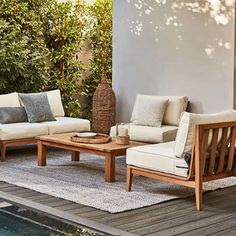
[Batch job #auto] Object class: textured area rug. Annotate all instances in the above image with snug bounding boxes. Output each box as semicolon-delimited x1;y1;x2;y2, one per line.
0;146;236;213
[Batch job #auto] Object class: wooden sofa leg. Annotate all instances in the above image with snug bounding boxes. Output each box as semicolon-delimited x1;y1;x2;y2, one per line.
195;180;203;211
126;166;133;192
0;144;6;162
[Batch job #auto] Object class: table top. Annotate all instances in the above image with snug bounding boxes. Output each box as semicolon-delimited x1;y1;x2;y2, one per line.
37;133;147;152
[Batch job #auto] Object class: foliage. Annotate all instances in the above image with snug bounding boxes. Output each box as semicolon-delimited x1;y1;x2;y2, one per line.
42;0;88;117
0;0;112;118
80;0;112;119
0;0;50;93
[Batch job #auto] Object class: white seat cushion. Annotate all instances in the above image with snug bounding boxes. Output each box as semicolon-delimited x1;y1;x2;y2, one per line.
110;123;178;143
0;92;21;108
43;117;90;135
0;123;48;140
127;141;188;177
174;110;236;158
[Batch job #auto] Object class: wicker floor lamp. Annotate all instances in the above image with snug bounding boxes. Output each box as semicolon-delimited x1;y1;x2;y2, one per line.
92;78;116;134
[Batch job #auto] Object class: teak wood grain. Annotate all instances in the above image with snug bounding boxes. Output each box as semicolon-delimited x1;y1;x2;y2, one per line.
37;133;146;183
127;121;236;211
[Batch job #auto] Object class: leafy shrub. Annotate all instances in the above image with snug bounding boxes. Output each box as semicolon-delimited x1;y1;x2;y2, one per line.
42;0;87;116
0;0;50;93
80;0;112;119
0;0;112;118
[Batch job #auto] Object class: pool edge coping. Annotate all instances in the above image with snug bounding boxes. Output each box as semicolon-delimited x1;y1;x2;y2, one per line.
0;190;136;236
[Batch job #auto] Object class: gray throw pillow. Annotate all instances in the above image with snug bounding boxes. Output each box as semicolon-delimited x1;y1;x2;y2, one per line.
19;93;56;123
0;107;28;124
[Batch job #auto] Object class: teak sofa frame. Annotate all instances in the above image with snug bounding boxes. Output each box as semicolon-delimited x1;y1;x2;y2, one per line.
0;138;36;162
127;121;236;210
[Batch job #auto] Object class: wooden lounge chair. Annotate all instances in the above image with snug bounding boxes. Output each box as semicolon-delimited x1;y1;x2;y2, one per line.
126;121;236;210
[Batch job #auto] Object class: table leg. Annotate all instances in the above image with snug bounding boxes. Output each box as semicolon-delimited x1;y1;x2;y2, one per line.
38;141;47;166
71;151;80;161
0;144;6;162
105;153;115;182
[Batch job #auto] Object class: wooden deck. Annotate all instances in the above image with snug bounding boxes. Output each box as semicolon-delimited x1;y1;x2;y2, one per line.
0;181;236;235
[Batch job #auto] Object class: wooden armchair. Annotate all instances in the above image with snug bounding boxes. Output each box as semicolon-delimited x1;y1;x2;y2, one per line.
127;121;236;210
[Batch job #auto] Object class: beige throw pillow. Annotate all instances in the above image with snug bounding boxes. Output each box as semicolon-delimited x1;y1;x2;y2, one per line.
162;96;188;126
131;94;168;127
46;90;65;117
0;92;21;107
174;110;236;158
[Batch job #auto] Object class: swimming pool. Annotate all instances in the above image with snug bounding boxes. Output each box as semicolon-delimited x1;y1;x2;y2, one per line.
0;202;105;236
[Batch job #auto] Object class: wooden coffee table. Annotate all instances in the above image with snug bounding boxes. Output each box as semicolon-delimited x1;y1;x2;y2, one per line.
37;133;146;182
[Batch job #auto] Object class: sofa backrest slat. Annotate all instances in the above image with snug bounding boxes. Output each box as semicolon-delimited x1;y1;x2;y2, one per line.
208;128;219;175
188;143;195;179
226;126;236;172
202;129;210;174
217;127;229;174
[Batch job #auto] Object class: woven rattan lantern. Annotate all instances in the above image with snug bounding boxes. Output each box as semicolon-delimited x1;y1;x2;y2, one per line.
92;78;116;134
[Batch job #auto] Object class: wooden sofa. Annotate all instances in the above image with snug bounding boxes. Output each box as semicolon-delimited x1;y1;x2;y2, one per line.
0;91;90;161
127;117;236;210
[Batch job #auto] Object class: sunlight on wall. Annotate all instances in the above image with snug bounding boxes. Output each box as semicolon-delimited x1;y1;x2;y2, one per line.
113;0;235;121
127;0;234;58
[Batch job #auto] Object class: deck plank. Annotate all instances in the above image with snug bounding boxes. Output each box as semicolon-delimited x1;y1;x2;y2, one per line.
78;209;108;219
210;226;236;236
179;217;236;236
95;187;236;225
0;180;236;236
111;189;236;229
129;197;236;235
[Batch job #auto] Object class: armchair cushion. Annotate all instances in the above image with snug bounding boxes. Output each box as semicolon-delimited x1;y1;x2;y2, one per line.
161;96;188;126
174;110;236;158
110;123;178;143
127;141;188;177
131;94;168;127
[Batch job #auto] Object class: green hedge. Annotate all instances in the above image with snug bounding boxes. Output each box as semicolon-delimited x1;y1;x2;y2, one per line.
0;0;112;118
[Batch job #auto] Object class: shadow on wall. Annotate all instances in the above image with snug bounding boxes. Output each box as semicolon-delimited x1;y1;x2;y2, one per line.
113;0;235;121
127;0;234;59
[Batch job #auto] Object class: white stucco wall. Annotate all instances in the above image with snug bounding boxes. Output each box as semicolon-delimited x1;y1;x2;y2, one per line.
113;0;235;122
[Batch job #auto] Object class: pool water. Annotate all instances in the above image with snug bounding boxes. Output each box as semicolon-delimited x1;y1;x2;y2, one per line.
0;210;65;236
0;204;104;236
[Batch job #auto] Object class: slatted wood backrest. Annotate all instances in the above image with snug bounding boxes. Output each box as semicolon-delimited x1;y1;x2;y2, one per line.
188;121;236;180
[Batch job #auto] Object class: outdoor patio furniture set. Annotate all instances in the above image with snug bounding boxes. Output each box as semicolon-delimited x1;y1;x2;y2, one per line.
0;91;236;211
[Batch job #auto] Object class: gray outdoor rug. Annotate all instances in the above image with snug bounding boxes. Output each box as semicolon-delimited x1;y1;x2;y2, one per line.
0;146;236;213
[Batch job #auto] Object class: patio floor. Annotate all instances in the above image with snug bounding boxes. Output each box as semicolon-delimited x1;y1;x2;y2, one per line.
0;181;236;235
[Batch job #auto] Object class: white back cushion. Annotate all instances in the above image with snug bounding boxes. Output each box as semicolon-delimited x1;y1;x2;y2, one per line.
162;96;188;126
131;94;168;127
18;90;65;117
46;90;65;117
0;92;21;107
174;110;236;158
